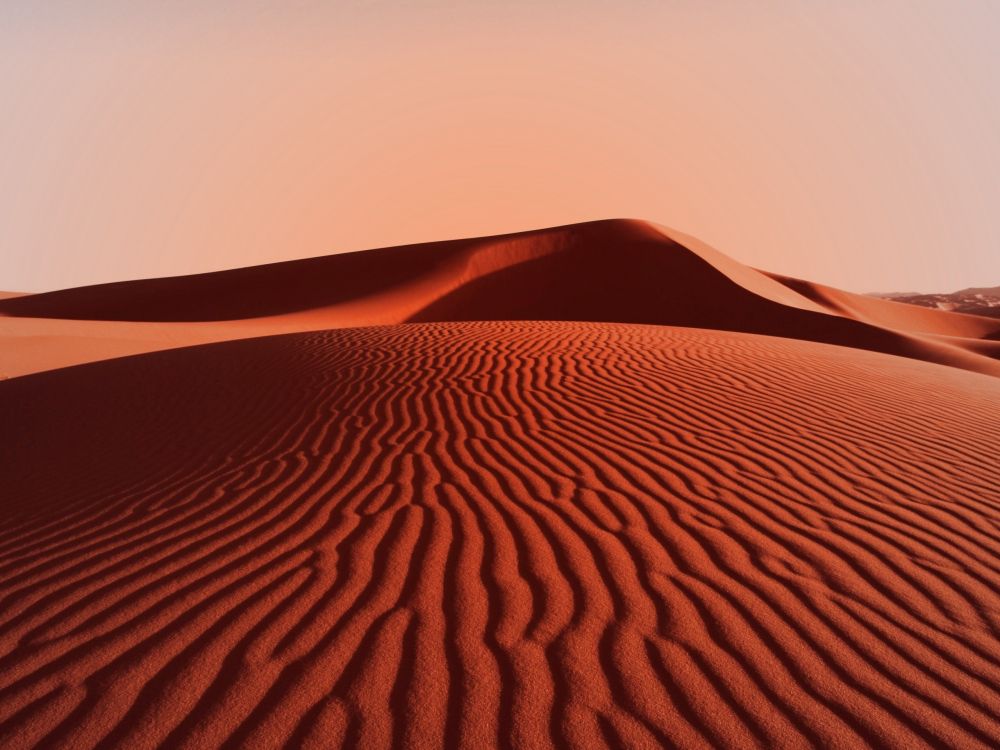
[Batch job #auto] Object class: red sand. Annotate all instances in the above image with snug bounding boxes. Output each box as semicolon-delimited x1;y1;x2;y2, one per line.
2;219;999;379
2;222;1000;749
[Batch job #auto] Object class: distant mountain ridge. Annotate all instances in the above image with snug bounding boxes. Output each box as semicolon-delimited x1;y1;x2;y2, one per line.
871;286;1000;318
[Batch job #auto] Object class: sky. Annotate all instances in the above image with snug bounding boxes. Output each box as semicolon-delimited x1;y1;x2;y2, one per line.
1;1;998;294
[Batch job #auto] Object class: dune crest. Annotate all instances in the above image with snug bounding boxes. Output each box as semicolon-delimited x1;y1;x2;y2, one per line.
2;219;999;378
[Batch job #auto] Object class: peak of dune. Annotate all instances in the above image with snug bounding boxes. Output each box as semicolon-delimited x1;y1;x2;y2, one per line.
1;219;999;378
0;218;815;325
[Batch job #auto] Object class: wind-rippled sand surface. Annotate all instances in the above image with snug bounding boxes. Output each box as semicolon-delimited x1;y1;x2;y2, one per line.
3;322;999;749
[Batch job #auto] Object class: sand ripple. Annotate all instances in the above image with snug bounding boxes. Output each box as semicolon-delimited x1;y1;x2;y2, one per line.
1;322;999;749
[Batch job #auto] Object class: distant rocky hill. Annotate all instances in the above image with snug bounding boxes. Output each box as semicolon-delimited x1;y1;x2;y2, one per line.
871;286;1000;318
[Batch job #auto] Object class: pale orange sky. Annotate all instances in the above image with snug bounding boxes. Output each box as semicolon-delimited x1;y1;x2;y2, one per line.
1;2;998;293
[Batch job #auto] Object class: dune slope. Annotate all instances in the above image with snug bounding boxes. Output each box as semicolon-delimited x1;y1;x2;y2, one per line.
2;322;999;749
2;219;999;378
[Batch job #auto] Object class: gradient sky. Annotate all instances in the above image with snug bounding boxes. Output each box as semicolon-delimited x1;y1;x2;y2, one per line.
2;1;998;293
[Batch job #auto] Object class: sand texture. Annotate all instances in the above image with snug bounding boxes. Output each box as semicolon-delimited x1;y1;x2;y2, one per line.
2;321;999;749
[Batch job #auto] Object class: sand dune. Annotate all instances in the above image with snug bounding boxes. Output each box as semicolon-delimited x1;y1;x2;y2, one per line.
766;272;1000;341
3;220;1000;748
2;219;999;378
2;322;999;749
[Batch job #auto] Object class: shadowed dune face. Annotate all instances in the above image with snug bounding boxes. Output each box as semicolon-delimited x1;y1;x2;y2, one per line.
2;322;999;749
404;236;1000;375
2;219;999;379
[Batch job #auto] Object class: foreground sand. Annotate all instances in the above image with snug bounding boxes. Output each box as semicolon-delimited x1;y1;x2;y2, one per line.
3;322;999;749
